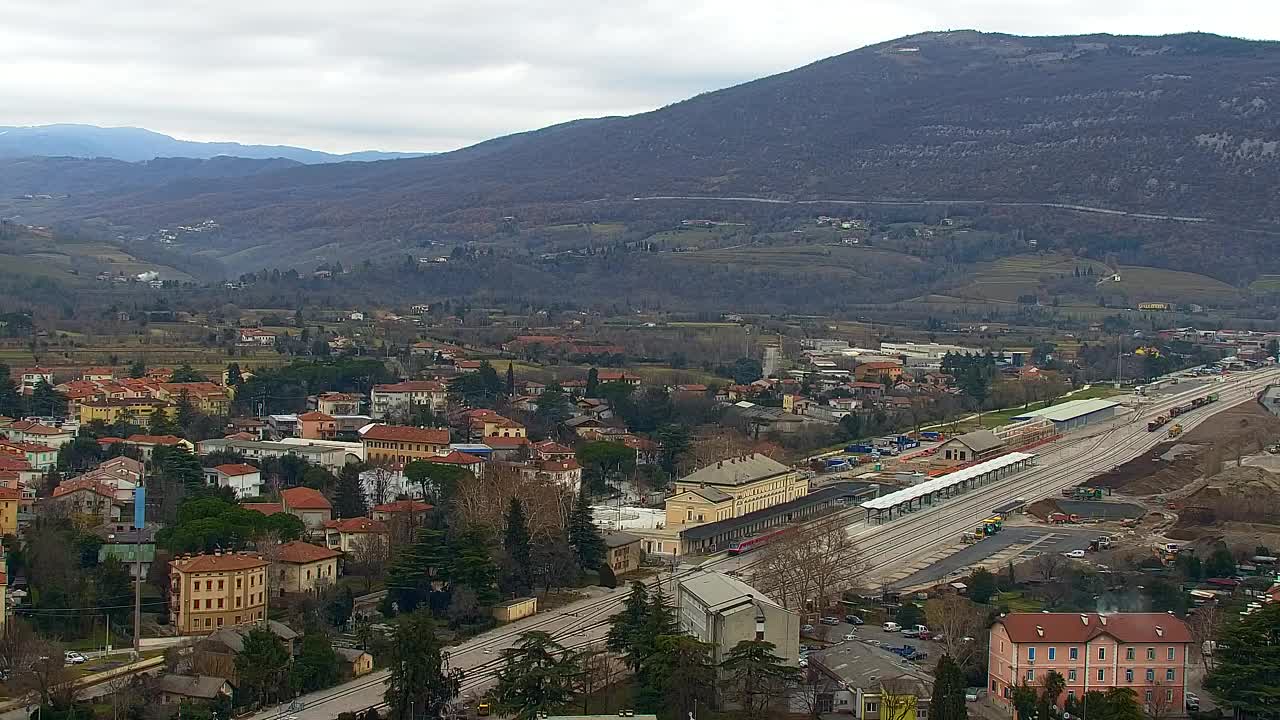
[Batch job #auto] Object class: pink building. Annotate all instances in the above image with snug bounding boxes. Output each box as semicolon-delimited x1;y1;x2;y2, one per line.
989;612;1191;712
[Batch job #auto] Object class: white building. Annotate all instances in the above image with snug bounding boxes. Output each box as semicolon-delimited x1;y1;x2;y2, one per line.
676;570;800;667
205;463;264;498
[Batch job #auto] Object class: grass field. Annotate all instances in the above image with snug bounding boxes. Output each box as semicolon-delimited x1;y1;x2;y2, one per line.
953;254;1242;306
540;222;628;238
671;244;921;277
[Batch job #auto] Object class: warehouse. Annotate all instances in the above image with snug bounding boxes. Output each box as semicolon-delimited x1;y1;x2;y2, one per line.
1009;397;1120;433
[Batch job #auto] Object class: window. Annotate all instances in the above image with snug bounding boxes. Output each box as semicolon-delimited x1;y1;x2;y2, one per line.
205;618;211;628
1099;647;1107;660
236;578;242;589
216;617;224;627
217;598;224;609
191;600;199;612
217;580;224;590
1168;647;1176;661
1147;648;1155;661
1146;669;1155;682
1145;690;1153;702
1028;647;1036;661
1166;690;1173;702
235;616;241;624
1048;647;1056;661
1097;669;1105;682
1067;691;1076;700
1067;670;1077;682
235;597;242;608
865;703;879;714
205;580;213;591
1126;647;1135;660
1070;647;1079;660
1026;670;1034;682
205;599;212;609
1166;669;1175;682
1125;669;1133;683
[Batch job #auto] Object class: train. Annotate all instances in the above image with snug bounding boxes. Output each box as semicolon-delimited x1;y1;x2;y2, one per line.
1148;393;1217;431
727;526;792;554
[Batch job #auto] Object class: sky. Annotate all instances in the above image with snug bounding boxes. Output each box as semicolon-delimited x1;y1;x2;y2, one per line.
3;0;1278;154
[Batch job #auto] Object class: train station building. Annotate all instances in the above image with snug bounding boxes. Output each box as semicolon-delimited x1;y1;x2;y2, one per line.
860;452;1036;523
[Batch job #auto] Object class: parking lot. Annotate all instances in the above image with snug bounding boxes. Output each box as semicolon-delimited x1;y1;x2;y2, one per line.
889;526;1098;588
803;618;942;674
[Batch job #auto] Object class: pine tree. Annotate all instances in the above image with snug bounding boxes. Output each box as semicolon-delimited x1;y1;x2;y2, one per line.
492;632;581;720
503;498;532;594
226;362;243;386
931;655;968;720
586;367;600;396
0;363;21;418
607;581;650;671
640;585;677;657
334;463;368;518
505;363;516;396
567;490;605;570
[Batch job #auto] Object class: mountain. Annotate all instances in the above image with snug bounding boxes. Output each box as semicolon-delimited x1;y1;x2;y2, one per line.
0;124;425;163
7;31;1280;280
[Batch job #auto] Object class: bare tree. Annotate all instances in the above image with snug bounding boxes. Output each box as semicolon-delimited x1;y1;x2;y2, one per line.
573;648;620;713
879;677;925;720
924;595;984;667
755;522;869;612
364;462;397;507
1033;552;1065;582
797;667;841;720
348;532;391;592
1145;682;1177;720
1186;604;1221;672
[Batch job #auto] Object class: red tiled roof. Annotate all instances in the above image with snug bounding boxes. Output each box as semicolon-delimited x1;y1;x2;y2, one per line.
995;612;1192;644
297;411;335;421
275;540;341;564
126;434;186;446
484;436;530;449
0;455;31;471
0;486;20;500
426;450;485;466
242;502;284;515
98;437;126;445
675;384;708;392
533;441;574;455
361;424;450;445
0;440;55;453
8;421;66;435
372;499;433;514
281;486;332;510
52;477;116;499
537;459;580;472
214;463;260;477
171;552;269;573
857;361;902;370
324;517;388;534
372;380;446;393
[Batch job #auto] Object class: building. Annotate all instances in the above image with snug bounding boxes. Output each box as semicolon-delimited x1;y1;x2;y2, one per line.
323;517;389;553
854;361;904;383
493;596;538;623
371;499;432;524
675;570;800;667
96;527;156;579
1009;398;1120;434
297;411;338;440
936;430;1005;463
169;552;270;634
78;397;174;425
51;478;122;521
154;674;234;706
596;370;641;386
665;454;807;529
205;464;264;499
280;487;333;530
370;381;448;419
335;647;374;679
238;328;277;345
988;612;1193;710
423;450;486;476
360;424;450;465
464;410;527;440
271;541;341;595
125;434;194;460
4;420;74;449
518;459;583;493
16;367;54;395
0;566;6;631
155;383;232;416
197;438;354;471
0;485;18;535
603;531;642;575
314;392;363;416
0;440;57;470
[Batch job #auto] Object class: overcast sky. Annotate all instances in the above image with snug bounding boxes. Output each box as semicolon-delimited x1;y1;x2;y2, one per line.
3;1;1277;154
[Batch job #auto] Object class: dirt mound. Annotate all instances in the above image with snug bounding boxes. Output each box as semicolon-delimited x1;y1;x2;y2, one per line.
1027;498;1063;520
1184;465;1280;525
1180;399;1280;444
1091;441;1203;495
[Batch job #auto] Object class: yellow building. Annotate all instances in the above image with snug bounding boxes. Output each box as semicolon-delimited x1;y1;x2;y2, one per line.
156;383;233;415
169;552;270;635
0;565;6;631
0;485;18;536
79;398;174;425
360;424;451;465
664;453;807;528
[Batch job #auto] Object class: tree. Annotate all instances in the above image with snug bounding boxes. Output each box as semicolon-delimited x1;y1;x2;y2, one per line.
292;632;340;693
1206;601;1280;717
334;463;368;518
969;568;997;604
656;423;691;475
170;364;207;382
720;640;802;720
29;379;67;417
128;360;147;378
226;362;243;386
531;383;572;437
1041;670;1065;713
1011;683;1038;720
1186;605;1222;672
1204;542;1237;577
606;581;650;671
586;367;600;396
567;490;605;571
754;520;869;612
931;655;967;720
503;498;533;595
925;596;984;667
234;627;291;706
505;363;516;396
1269;338;1280;361
730;357;763;385
491;632;581;720
348;532;390;592
0;367;22;418
404;460;471;506
576;441;635;493
385;611;463;720
640;635;716;720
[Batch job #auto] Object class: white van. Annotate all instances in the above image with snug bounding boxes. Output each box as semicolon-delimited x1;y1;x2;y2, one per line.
882;622;901;632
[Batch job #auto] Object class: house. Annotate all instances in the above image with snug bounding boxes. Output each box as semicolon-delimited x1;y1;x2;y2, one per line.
532;440;576;461
192;620;299;678
297;411;338;440
371;499;433;524
676;570;800;667
564;415;606;437
124;434;194;460
82;367;117;382
313;392;363;416
280;487;333;530
4;420;74;449
484;435;531;461
197;438;354;471
16;366;54;395
360;424;451;465
464;409;527;440
271;541;341;595
455;360;482;373
370;380;448;419
853;361;904;383
603;531;642;574
227;417;268;440
51;478;122;521
664;454;807;529
323;517;389;553
79;397;174;426
0;440;57;470
335;647;374;680
937;430;1005;463
154;674;234;706
168;551;270;634
96;527;155;579
205;464;264;499
989;612;1193;711
849;381;886;401
518;458;583;493
238;328;276;346
596;369;641;386
153;383;232;416
423;450;485;476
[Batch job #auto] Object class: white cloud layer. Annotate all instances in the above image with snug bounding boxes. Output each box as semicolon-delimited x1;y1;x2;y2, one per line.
3;0;1277;153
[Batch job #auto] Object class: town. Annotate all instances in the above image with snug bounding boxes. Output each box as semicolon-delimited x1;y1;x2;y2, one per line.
0;307;1276;720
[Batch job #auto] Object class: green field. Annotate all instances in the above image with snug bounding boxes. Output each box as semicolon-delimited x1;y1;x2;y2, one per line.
1248;274;1280;293
671;244;921;277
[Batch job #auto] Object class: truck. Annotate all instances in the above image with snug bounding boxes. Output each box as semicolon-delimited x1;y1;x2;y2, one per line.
825;458;853;472
845;444;875;454
919;431;943;442
1167;423;1183;438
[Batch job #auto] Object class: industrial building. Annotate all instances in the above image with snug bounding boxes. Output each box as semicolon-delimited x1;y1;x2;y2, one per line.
676;570;800;667
1009;397;1120;433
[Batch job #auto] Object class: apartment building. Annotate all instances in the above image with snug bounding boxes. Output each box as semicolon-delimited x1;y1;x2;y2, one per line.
370;381;447;419
360;424;450;465
169;552;270;634
989;612;1192;711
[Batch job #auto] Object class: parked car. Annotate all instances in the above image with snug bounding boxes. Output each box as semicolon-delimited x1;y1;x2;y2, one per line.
882;622;901;632
902;629;921;638
64;651;87;665
845;614;865;625
820;616;840;626
801;624;816;633
1185;693;1200;711
843;632;858;641
1063;549;1087;558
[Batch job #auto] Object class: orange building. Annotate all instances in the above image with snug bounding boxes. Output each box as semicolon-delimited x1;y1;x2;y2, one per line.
169;552;270;634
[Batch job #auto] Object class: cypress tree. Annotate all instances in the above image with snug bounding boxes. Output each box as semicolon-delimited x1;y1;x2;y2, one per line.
504;498;533;594
931;655;968;720
567;490;605;570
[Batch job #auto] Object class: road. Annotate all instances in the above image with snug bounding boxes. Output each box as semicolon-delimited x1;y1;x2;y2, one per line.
222;371;1280;720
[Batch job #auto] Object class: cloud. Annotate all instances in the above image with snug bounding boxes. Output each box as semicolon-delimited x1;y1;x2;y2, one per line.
1;0;1276;153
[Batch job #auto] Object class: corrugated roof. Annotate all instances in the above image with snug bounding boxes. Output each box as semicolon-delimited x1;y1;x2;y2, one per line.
860;453;1034;510
1011;398;1120;423
679;453;791;487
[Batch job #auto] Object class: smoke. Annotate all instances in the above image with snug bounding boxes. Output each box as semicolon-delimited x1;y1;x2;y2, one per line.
1096;587;1147;614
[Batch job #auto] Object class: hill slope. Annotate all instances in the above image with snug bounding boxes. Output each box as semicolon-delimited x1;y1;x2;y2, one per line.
10;31;1280;275
0;124;425;163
